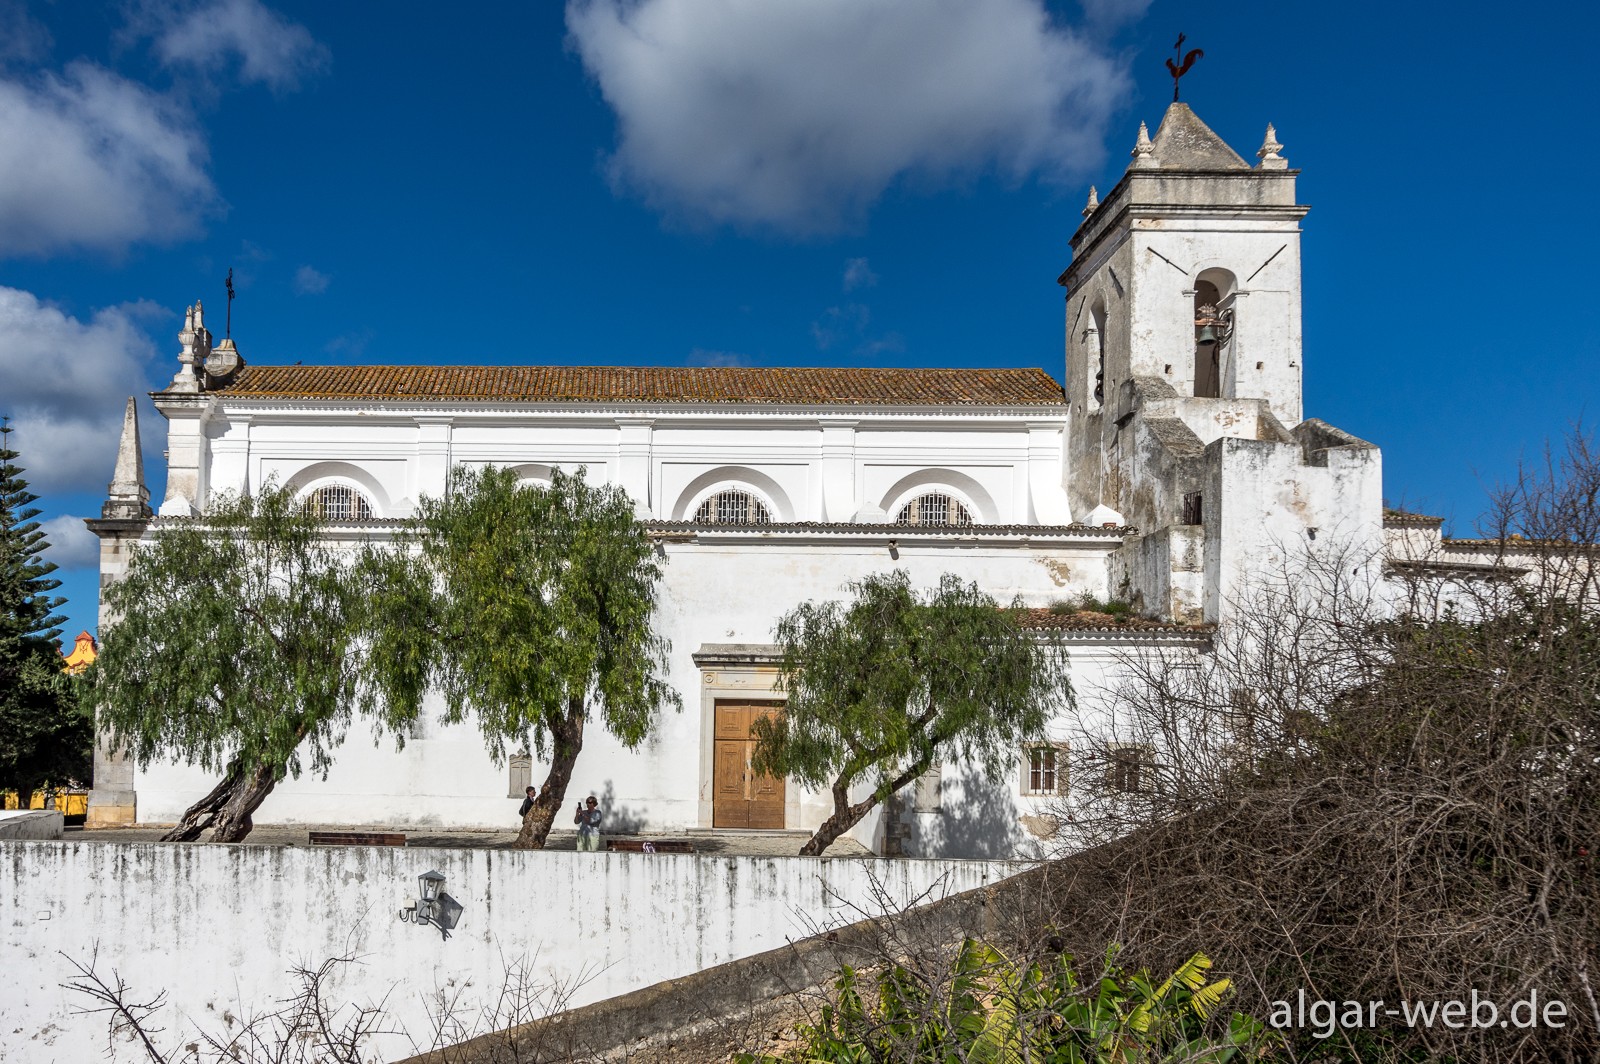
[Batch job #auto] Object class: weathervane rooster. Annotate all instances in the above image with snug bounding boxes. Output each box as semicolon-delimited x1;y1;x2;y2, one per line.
1167;33;1202;101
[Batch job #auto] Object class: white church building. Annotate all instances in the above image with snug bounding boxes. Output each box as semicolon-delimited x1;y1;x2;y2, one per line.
87;103;1405;858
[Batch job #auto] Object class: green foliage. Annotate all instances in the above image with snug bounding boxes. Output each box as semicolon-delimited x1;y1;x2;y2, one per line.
87;484;371;783
738;940;1276;1064
1049;593;1135;621
0;423;90;799
754;570;1073;800
0;422;65;648
368;465;679;761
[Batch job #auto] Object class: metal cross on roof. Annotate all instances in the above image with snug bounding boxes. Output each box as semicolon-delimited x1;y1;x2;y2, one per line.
225;267;235;340
1167;33;1203;102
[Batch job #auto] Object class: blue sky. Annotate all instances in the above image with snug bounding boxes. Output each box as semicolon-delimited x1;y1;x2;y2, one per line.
2;0;1596;646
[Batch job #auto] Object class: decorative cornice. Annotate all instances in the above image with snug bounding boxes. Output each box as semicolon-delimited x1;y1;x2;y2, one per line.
85;516;153;538
644;520;1135;540
691;644;784;668
141;515;1138;542
1062;174;1306;288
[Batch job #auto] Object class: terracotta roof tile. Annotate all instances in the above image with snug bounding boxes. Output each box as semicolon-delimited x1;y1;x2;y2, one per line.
1016;607;1211;633
1383;508;1444;528
209;364;1066;406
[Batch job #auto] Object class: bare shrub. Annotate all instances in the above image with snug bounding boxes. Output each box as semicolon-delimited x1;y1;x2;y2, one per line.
1054;429;1600;1062
64;949;394;1063
62;946;589;1064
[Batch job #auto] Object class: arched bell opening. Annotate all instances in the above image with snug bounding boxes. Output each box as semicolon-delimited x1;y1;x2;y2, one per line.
1192;268;1237;399
1088;298;1108;410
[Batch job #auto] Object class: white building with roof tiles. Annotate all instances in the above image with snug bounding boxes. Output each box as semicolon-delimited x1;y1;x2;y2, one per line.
85;102;1430;858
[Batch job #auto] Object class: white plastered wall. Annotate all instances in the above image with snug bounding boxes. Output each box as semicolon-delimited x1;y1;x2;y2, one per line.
128;535;1124;858
3;841;1024;1064
182;403;1070;524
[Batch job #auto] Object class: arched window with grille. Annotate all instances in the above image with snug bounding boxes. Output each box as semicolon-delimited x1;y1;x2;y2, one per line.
694;489;772;525
895;492;973;527
301;484;374;521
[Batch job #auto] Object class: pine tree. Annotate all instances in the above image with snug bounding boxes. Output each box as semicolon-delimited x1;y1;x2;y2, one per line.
0;420;90;803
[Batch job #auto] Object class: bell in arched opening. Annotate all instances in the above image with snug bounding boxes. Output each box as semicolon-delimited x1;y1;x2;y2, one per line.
1192;281;1225;398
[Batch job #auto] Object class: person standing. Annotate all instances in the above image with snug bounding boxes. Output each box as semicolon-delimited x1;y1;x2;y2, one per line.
517;785;537;821
574;795;603;852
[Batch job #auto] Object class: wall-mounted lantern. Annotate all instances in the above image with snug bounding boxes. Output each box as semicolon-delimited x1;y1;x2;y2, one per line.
399;869;463;939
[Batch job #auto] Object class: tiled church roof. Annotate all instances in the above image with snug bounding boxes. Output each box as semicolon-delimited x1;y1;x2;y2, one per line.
212;365;1066;406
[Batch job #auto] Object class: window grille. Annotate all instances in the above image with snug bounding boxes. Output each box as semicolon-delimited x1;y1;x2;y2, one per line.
894;492;974;527
1023;745;1064;796
694;490;772;525
302;484;373;521
1107;745;1155;794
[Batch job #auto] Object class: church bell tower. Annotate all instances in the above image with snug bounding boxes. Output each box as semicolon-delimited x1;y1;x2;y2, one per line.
1059;102;1382;623
1060;102;1310;526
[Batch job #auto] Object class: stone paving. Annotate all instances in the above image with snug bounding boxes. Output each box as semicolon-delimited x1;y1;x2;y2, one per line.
67;823;874;857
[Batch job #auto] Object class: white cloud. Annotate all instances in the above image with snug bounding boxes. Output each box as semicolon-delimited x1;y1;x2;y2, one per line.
812;303;871;351
566;0;1132;233
40;514;100;571
687;348;750;367
0;287;164;495
324;328;373;358
0;3;53;67
0;61;217;257
857;333;905;357
293;264;329;295
842;257;877;292
140;0;330;92
1078;0;1153;32
813;287;903;356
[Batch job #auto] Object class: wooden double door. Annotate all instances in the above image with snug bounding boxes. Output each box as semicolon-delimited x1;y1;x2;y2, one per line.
712;701;786;829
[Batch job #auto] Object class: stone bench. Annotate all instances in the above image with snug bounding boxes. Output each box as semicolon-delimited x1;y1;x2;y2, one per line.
605;838;695;854
309;831;408;847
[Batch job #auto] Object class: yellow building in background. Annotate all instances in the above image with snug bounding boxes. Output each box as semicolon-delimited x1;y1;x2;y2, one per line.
61;630;98;675
0;632;100;817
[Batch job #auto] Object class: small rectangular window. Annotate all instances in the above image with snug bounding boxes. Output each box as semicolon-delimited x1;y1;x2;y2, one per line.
1021;744;1065;796
914;763;942;813
1228;687;1259;747
1182;492;1203;525
507;755;533;799
1106;745;1155;794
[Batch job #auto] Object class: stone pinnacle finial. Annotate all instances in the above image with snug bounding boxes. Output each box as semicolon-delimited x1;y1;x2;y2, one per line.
103;397;152;520
1257;123;1286;169
169;298;214;393
1130;121;1155;169
1082;185;1099;217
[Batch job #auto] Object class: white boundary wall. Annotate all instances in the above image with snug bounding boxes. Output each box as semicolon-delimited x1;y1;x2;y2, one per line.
2;840;1024;1063
0;810;62;840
